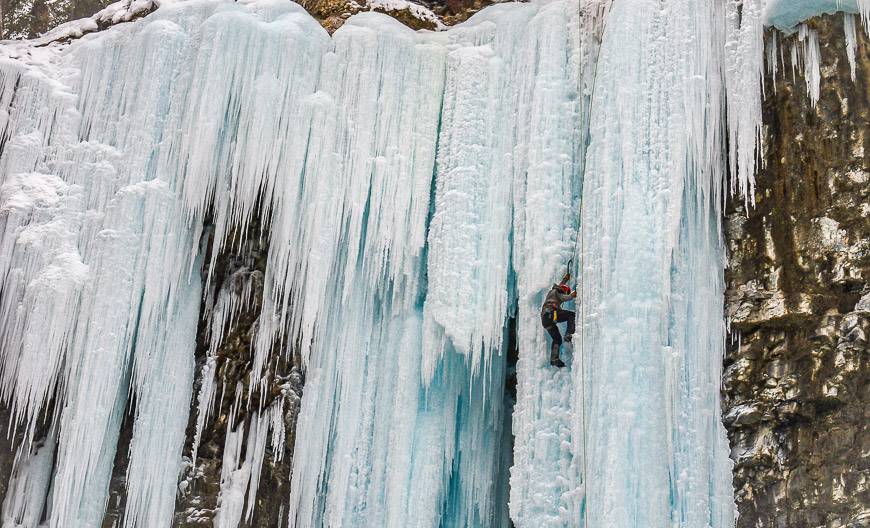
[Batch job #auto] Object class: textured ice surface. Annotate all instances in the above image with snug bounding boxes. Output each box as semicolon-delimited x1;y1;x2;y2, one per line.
0;2;326;526
7;0;849;524
577;0;734;525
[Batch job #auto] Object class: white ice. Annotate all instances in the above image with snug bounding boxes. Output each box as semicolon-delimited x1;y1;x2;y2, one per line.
577;0;733;525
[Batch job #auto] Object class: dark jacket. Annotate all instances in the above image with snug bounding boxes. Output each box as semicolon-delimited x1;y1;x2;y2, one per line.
541;281;574;315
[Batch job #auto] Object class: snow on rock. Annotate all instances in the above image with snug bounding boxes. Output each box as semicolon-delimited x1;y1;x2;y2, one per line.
364;0;446;30
31;0;160;46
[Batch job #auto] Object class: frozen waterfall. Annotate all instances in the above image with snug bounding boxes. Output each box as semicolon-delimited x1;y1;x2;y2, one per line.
2;0;858;525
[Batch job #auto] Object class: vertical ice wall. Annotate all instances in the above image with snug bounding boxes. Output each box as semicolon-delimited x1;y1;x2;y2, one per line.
0;20;208;524
506;2;602;526
287;4;588;525
0;1;521;525
577;0;734;525
282;14;468;527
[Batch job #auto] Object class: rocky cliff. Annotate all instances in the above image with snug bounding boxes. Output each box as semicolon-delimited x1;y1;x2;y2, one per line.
723;14;870;528
171;215;304;527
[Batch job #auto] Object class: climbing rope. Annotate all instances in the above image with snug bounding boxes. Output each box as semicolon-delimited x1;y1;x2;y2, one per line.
578;224;588;527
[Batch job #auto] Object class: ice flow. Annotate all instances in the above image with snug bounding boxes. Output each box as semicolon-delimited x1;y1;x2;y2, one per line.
7;0;852;524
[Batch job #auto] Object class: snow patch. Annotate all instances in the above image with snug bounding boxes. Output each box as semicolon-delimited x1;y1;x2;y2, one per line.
366;0;446;29
32;0;160;46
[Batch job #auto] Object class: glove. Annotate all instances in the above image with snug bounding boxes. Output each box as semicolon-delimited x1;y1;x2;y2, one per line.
562;272;571;282
571;290;577;298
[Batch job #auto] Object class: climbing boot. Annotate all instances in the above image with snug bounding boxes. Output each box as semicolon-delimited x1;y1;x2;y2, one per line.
564;333;573;343
550;344;566;368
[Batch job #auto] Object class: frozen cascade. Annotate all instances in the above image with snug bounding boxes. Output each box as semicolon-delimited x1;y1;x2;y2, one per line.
2;0;860;525
579;0;734;525
505;1;603;526
0;2;329;526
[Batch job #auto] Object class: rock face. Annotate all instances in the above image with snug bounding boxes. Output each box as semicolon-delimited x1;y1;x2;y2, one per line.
173;218;304;526
298;0;493;32
723;14;870;528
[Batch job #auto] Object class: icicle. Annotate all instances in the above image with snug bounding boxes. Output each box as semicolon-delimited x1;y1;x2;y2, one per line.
859;0;870;28
798;25;822;105
213;421;247;528
269;399;286;461
766;31;779;91
123;253;201;528
190;357;218;468
844;13;859;81
725;0;765;201
0;433;56;526
791;36;802;82
192;265;262;467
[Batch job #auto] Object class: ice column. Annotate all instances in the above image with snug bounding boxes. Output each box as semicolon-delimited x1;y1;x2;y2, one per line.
505;1;594;527
578;0;734;525
284;14;459;528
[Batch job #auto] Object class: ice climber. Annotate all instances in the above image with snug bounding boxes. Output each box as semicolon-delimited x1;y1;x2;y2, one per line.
541;272;577;368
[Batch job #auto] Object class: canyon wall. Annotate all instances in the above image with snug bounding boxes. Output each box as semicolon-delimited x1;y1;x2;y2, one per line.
723;14;870;528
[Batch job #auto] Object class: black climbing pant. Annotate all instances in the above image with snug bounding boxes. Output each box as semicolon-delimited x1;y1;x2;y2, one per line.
541;309;576;346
